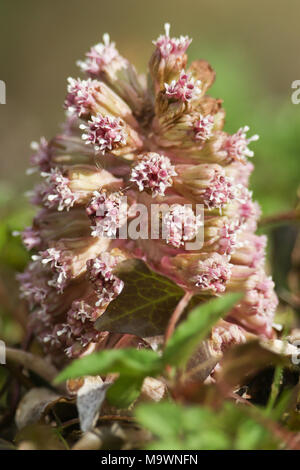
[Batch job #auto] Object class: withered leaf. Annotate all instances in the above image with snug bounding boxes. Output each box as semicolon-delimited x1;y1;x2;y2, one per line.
188;59;216;93
15;387;59;430
77;376;110;432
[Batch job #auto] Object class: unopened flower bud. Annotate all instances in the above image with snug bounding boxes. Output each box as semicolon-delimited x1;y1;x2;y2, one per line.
210;320;247;354
86;190;128;238
164;252;232;294
174;163;236;210
223;126;259;163
77;34;147;117
86;252;124;307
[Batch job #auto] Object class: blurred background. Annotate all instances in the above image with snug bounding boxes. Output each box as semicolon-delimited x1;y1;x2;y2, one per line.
0;0;299;344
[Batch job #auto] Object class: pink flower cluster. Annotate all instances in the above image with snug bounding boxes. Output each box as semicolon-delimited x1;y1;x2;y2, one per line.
153;23;192;59
86;253;124;307
81;115;127;153
193;114;214;142
130;152;177;197
163;205;203;248
165;70;201;102
77;33;121;77
86;190;125;238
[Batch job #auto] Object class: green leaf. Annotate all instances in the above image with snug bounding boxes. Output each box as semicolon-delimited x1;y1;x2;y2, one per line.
221;403;279;450
136;401;279;451
235;420;268;450
106;376;144;408
135;402;230;450
163;293;242;367
95;259;186;337
266;365;283;414
54;348;162;384
135;402;183;439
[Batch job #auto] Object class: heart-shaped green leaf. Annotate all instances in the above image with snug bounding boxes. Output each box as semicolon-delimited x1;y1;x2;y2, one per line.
95;259;186;337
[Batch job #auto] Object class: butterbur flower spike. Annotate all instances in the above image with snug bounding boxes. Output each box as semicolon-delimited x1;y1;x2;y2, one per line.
19;24;276;367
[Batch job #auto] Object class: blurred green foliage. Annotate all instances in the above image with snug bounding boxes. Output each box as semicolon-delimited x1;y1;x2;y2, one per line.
0;182;33;271
0;182;34;344
135;401;279;450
